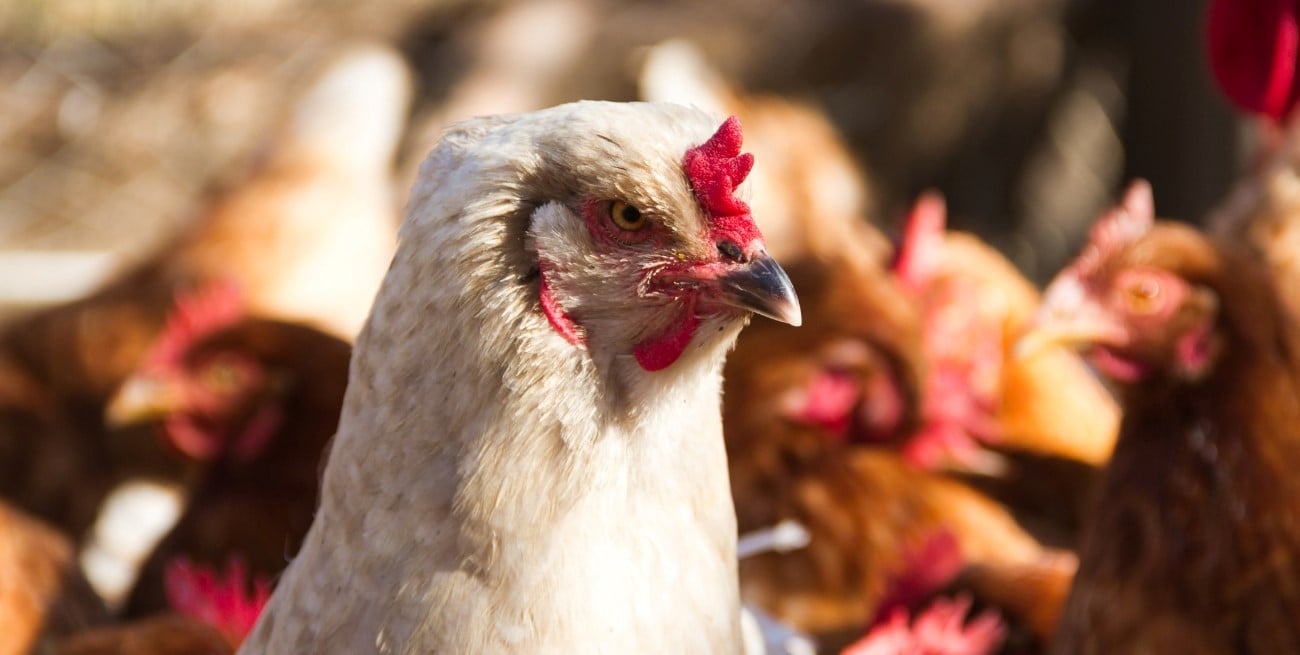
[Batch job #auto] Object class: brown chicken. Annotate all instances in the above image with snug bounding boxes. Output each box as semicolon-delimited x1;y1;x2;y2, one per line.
102;307;350;619
1021;180;1300;654
0;45;405;539
724;187;1114;648
0;354;114;543
0;499;106;655
731;442;1049;649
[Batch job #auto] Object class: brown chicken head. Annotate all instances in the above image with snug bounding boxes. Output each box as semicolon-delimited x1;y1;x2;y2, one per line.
105;282;284;463
1018;180;1223;385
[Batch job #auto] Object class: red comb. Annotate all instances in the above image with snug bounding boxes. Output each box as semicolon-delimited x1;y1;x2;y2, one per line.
1073;180;1155;282
874;530;966;623
893;191;947;293
684;116;762;247
164;556;270;646
146;280;245;371
844;595;1007;655
1206;0;1300;123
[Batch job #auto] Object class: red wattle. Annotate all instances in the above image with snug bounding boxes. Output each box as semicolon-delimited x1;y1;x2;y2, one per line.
538;268;584;346
633;300;699;372
231;405;284;462
163;415;222;461
1088;346;1149;383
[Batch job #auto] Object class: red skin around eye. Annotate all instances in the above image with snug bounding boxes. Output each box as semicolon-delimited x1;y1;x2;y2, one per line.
581;200;664;246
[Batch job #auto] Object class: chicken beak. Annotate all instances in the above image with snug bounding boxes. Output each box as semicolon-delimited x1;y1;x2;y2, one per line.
717;252;802;326
105;375;183;428
1014;292;1130;361
1014;273;1129;359
1014;318;1126;360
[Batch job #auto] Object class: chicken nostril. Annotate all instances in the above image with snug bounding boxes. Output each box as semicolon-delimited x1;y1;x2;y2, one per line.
717;240;745;263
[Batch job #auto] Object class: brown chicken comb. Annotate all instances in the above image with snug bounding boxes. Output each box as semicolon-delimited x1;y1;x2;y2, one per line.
1206;0;1300;123
145;280;245;371
684;116;761;246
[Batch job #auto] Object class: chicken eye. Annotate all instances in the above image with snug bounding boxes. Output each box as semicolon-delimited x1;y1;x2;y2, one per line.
608;201;647;231
202;361;243;393
1126;277;1162;314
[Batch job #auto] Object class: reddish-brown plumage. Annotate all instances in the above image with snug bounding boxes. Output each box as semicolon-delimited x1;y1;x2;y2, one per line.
53;615;232;655
1034;209;1300;653
0;500;106;655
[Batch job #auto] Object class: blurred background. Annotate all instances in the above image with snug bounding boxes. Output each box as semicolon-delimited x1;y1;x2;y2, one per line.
0;0;1243;324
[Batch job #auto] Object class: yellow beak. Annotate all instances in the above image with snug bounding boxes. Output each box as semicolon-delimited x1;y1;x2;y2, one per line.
105;375;184;428
1014;318;1128;360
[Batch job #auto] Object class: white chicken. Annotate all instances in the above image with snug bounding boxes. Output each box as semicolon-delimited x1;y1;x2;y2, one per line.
238;101;801;654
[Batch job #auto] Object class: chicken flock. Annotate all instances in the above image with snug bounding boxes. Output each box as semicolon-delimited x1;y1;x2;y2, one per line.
4;0;1300;653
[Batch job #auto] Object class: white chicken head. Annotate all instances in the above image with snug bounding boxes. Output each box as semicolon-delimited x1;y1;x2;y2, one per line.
400;102;800;387
526;104;800;373
395;102;800;392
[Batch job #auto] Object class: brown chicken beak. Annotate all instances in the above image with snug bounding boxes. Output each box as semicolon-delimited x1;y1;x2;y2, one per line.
105;375;184;427
717;252;802;326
